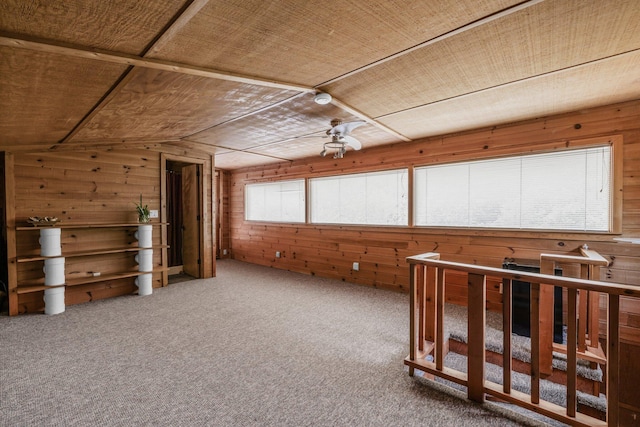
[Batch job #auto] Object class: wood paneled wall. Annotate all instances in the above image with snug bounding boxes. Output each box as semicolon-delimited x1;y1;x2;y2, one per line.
8;144;216;314
229;99;640;343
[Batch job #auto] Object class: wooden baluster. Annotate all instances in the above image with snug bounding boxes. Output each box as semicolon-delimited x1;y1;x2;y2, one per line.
607;294;620;426
425;265;437;344
530;282;541;404
436;267;445;371
567;288;578;417
502;278;512;394
539;259;555;377
408;262;416;376
588;265;601;348
467;273;486;403
417;265;424;354
578;264;589;352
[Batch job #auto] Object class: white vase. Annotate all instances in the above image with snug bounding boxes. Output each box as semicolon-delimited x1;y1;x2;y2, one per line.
39;228;61;256
135;249;153;272
43;257;65;286
43;286;65;315
135;273;153;296
135;224;153;248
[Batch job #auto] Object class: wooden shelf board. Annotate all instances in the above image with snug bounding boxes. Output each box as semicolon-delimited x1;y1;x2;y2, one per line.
66;271;142;287
65;268;168;287
17;245;170;263
15;284;65;295
15;268;168;292
16;223;168;231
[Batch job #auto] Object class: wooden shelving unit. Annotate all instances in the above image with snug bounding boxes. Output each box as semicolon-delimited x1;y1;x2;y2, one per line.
12;222;168;314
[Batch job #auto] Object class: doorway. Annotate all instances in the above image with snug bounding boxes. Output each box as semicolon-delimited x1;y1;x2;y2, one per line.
166;160;202;281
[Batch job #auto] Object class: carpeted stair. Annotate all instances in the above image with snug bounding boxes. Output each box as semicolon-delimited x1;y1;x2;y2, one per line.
437;304;607;417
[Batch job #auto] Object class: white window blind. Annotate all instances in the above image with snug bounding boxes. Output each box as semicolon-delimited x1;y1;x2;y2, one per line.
310;169;408;225
414;146;611;231
245;179;305;223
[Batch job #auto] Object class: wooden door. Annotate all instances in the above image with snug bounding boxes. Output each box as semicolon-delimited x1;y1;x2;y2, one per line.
182;164;200;277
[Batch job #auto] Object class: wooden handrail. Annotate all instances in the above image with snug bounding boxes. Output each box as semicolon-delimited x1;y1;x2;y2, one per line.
405;255;635;296
405;252;631;427
540;251;609;267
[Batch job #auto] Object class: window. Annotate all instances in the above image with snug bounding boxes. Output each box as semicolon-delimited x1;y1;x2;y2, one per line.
310;169;408;225
245;179;305;223
414;145;612;231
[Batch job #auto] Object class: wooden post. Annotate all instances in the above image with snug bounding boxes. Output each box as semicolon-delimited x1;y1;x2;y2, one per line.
567;288;578;417
409;263;416;376
502;278;512;394
607;294;620;426
435;267;445;371
4;153;18;316
417;265;425;353
467;273;486;403
160;154;169;287
530;282;541;404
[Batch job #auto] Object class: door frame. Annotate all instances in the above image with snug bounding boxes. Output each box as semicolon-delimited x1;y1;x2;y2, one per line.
1;152;17;315
160;153;209;282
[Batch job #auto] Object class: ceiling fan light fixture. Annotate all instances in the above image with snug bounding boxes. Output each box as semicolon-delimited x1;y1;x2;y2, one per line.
314;92;332;105
318;119;364;159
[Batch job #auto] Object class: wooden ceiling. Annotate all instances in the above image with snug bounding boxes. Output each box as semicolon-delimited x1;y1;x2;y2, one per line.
1;0;640;169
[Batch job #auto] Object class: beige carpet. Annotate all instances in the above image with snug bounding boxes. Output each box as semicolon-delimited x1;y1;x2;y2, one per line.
0;260;554;426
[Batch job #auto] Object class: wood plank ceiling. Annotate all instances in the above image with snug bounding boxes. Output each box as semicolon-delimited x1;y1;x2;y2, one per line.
1;0;640;169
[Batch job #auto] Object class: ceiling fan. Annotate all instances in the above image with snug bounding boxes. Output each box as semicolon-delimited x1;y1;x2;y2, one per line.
320;119;365;159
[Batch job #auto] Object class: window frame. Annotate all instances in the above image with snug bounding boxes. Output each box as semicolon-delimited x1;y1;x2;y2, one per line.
411;135;622;234
308;168;410;227
244;179;306;224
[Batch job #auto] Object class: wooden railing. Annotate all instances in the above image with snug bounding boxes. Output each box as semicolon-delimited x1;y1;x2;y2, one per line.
405;252;639;427
538;248;610;378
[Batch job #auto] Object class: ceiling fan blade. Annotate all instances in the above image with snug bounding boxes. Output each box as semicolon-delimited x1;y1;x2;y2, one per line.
342;135;362;150
329;120;366;136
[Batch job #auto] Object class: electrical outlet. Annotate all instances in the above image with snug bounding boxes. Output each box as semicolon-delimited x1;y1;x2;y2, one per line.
149;210;159;218
276;251;281;258
353;262;359;271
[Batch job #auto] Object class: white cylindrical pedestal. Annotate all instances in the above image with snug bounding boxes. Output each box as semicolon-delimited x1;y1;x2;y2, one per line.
135;225;153;248
43;257;65;286
39;228;61;256
135;249;153;272
135;273;153;296
44;286;65;315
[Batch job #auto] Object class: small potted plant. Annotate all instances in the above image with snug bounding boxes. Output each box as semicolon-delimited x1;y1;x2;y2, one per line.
135;194;150;224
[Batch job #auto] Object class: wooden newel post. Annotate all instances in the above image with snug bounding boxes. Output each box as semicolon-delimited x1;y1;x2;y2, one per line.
467;272;486;403
408;262;416;377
